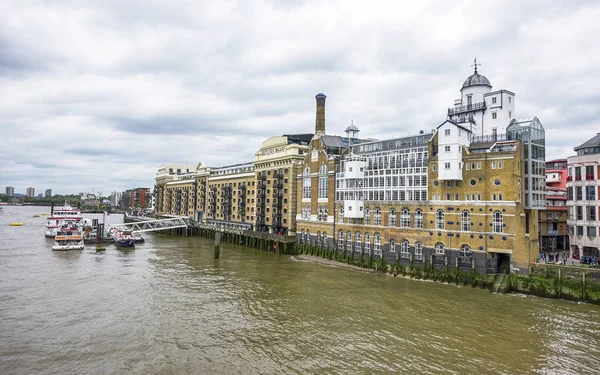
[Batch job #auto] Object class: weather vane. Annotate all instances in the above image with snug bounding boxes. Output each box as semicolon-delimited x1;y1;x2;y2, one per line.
471;57;481;73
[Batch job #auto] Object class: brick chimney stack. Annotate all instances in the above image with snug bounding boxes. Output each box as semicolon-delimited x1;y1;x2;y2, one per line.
314;93;327;137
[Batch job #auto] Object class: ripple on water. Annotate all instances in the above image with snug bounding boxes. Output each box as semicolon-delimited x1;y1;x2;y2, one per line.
1;209;600;374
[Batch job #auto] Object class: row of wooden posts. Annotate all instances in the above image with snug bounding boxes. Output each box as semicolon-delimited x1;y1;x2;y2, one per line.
189;226;297;259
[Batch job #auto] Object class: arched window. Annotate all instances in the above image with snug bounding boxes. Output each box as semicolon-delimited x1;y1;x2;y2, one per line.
364;233;371;254
435;242;445;255
306;230;311;245
414;209;423;229
460;244;472;257
493;211;503;233
389;240;396;253
355;232;362;253
400;240;410;258
338;207;344;223
319;164;328;199
323;207;328;222
338;230;344;250
364;208;371;225
346;231;352;252
436;209;445;230
414;242;423;260
374;233;381;255
389;208;397;227
374;207;381;226
317;206;323;221
316;231;322;247
462;210;471;231
301;229;305;244
401;208;411;228
303;167;311;199
322;232;328;249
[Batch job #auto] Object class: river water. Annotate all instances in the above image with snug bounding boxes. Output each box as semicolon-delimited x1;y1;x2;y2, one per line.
1;205;600;374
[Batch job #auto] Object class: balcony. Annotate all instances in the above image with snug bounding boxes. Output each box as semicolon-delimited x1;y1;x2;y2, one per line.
471;133;511;143
586;174;595;181
448;101;486;116
566;176;573;182
575;175;582;181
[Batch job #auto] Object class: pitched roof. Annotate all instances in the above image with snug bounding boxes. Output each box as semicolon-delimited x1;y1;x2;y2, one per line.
436;119;472;133
574;133;600;151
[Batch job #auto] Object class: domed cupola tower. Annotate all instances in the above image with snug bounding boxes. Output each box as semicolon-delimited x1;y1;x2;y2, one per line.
448;59;516;138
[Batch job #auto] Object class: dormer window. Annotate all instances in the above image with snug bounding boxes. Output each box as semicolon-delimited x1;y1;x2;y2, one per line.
444;129;451;136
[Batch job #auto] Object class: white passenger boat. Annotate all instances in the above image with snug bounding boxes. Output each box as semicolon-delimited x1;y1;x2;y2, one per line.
52;221;85;251
45;203;83;238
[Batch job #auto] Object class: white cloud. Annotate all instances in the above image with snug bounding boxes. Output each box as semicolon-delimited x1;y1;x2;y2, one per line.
1;0;599;194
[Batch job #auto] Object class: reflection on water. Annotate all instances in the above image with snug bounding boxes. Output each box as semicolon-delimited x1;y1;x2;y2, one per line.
1;206;600;374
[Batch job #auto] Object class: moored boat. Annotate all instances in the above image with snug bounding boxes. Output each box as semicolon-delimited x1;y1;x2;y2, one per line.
45;203;83;238
112;230;135;247
52;221;85;251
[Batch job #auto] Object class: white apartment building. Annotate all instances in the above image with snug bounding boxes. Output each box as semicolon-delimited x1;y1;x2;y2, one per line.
447;60;516;139
567;132;600;259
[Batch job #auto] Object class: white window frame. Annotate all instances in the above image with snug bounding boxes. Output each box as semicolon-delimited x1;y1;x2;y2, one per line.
414;209;423;229
401;208;410;228
318;164;328;199
462;210;471;231
436;209;445;230
414;242;423;260
493;211;503;233
389;208;397;227
400;240;410;258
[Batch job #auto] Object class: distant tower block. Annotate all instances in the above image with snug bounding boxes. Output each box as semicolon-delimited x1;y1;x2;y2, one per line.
314;93;327;136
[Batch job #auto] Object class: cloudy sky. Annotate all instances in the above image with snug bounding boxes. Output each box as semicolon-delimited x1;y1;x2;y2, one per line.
1;0;599;196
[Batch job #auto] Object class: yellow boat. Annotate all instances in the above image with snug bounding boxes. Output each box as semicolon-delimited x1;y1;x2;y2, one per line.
9;222;24;226
33;215;40;218
41;213;49;216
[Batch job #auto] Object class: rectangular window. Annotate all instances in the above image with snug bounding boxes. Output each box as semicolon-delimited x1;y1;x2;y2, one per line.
445;129;451;136
445;146;451;152
498;161;503;169
577;226;584;236
509;96;512;104
587;206;596;221
445;162;451;170
466;163;470;170
454;193;459;200
576;187;583;200
454;181;459;188
445;181;451;188
492;112;497;119
491;161;496;169
586;186;596;200
446;193;451;200
588;226;597;237
492;97;497;104
498;194;503;201
508;111;512;119
477;162;481;170
466;194;471;200
432;164;436;171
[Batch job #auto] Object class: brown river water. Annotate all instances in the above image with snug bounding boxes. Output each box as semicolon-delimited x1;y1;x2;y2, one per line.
1;205;600;374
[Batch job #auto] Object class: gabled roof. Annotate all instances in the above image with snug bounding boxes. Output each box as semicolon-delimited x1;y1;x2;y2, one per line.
321;135;369;149
436;119;472;133
574;133;600;151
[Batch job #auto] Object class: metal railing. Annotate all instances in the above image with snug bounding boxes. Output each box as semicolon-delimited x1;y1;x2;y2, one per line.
448;101;486;115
